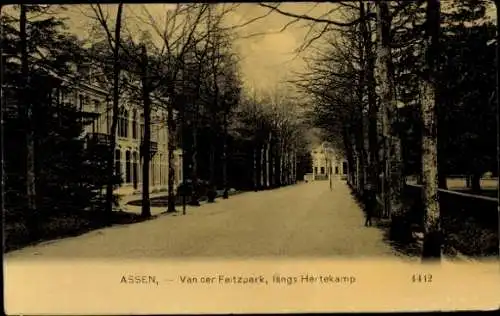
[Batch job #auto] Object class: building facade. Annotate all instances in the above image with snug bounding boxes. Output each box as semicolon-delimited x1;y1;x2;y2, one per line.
310;142;347;181
58;70;183;196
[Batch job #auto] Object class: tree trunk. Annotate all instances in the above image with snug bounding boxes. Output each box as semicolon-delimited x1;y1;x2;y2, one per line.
354;116;367;195
421;0;442;262
20;5;36;215
208;132;216;203
287;150;292;185
189;105;200;206
270;139;276;187
273;141;278;186
259;143;266;189
262;142;267;189
495;0;500;261
179;98;187;214
288;150;292;184
253;146;257;191
361;1;380;191
167;106;178;211
293;149;297;183
375;1;403;218
260;144;265;188
266;134;271;188
283;149;288;185
222;111;229;199
208;47;219;203
342;127;356;188
356;155;361;192
376;1;389;207
105;3;123;214
280;142;285;185
438;172;448;189
471;172;481;193
20;5;39;240
141;45;152;218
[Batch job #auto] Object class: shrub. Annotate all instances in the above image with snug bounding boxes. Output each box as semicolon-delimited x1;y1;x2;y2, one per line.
444;215;499;257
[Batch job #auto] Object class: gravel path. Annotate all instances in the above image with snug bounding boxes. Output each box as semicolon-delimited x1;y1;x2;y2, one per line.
5;180;402;260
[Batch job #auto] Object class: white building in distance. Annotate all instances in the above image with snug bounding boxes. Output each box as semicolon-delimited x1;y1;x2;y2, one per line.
310;142;347;181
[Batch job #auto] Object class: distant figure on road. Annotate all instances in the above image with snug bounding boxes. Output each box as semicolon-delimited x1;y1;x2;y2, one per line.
364;183;376;227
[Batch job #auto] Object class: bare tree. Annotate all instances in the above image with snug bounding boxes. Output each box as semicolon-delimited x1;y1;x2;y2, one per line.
137;4;212;211
201;18;241;201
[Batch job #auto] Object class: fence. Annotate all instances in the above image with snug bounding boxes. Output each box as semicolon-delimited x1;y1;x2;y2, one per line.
403;184;498;229
402;184;498;256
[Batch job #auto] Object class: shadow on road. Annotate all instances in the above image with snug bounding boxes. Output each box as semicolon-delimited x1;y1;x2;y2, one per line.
375;220;421;258
4;210;158;253
346;184;421;258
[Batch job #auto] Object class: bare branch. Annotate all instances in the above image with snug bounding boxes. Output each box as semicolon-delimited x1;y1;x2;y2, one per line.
90;4;115;51
258;2;366;27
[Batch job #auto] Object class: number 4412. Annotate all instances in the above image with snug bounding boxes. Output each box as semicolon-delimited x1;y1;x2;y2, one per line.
412;274;432;283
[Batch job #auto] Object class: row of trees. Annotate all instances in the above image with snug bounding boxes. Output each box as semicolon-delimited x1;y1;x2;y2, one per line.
85;4;311;215
2;4;312;244
230;87;311;191
261;0;497;260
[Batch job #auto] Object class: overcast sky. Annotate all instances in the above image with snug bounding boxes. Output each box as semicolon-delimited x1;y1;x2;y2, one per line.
58;3;342;93
7;2;497;94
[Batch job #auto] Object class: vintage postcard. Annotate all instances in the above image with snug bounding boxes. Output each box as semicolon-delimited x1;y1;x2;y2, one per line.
3;1;500;314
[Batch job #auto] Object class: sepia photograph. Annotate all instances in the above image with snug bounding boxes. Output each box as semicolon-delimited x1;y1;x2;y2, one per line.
2;1;500;314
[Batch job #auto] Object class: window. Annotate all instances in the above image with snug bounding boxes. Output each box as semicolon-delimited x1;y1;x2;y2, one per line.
94;99;100;113
314;167;318;174
118;107;129;138
115;149;121;177
151;157;155;185
118;108;123;136
151;157;156;185
132;110;137;139
159;154;162;185
79;94;85;111
61;89;69;105
152;125;157;143
125;151;131;183
335;166;339;175
321;167;325;174
107;109;112;134
124;109;129;138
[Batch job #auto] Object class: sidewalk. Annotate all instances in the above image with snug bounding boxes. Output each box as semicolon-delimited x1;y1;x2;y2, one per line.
118;191;177;216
